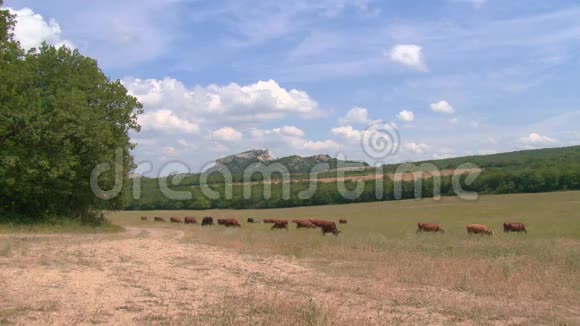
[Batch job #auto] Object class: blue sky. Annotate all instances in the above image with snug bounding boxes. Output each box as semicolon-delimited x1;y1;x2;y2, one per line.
4;0;580;175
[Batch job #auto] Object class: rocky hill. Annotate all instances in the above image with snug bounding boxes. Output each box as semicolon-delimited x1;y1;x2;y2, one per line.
213;149;368;175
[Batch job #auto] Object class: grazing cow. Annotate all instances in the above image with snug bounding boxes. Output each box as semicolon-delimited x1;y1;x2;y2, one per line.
262;218;277;224
339;219;348;224
170;217;182;223
154;216;165;222
294;220;317;229
271;220;289;230
247;218;255;223
221;218;241;227
310;219;340;235
217;219;226;225
416;223;445;233
466;224;494;236
184;217;197;224
503;222;527;233
201;216;214;226
140;216;148;221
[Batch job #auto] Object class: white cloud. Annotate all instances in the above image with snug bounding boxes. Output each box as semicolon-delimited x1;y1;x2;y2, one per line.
397;110;415;122
212;127;243;142
303;140;340;152
404;142;429;154
249;125;305;138
162;146;177;155
519;133;557;145
388;44;427;71
430;100;455;114
177;139;189;147
124;78;320;123
7;7;75;50
138;109;200;134
340;107;371;125
331;125;362;142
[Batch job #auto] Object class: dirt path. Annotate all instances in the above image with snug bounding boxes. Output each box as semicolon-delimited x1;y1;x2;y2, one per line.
0;226;550;325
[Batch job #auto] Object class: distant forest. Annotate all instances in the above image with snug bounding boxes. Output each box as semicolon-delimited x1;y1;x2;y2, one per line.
123;145;580;210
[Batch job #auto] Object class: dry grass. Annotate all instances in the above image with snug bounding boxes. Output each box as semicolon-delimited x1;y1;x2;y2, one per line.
110;191;580;324
1;191;578;324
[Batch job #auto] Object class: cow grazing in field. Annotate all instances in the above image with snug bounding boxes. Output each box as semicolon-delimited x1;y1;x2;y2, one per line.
466;224;494;236
140;216;148;221
221;218;241;227
294;220;317;229
217;219;225;225
247;218;255;223
271;220;288;230
170;217;182;223
416;223;445;233
310;219;341;235
262;218;278;224
339;219;348;224
184;217;197;224
154;216;165;222
503;222;527;233
201;216;214;226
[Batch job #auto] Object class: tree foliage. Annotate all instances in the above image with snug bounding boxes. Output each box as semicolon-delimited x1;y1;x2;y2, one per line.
0;8;142;222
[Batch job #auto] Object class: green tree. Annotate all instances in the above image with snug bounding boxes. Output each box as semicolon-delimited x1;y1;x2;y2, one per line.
0;9;143;222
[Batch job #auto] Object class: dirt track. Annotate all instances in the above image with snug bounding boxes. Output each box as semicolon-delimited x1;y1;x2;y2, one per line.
0;226;572;325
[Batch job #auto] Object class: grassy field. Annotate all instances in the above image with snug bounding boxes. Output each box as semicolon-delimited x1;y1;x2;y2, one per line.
2;191;578;325
108;191;580;324
112;190;580;239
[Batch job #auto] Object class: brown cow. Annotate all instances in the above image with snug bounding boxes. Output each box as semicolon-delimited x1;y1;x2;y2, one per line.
184;217;197;224
201;216;213;226
294;220;317;229
221;218;241;227
247;218;255;223
466;224;494;236
217;219;226;225
271;220;289;230
262;218;278;224
310;219;340;235
416;223;445;233
339;219;348;224
154;216;165;222
503;222;527;233
170;217;182;223
140;216;148;221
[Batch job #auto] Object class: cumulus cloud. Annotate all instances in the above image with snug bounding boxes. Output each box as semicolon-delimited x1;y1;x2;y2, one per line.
303;140;340;151
331;125;362;142
212;127;243;142
430;100;455;114
397;110;415;122
339;107;371;125
404;142;429;154
7;7;75;50
251;126;305;138
138;109;200;134
388;44;427;71
124;78;320;123
519;133;557;145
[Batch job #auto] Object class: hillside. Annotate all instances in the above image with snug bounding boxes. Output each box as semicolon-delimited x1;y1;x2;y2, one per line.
212;149;368;175
124;145;580;210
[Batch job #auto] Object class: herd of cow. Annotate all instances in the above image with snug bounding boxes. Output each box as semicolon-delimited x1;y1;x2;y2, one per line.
141;216;527;236
141;216;345;235
417;222;528;235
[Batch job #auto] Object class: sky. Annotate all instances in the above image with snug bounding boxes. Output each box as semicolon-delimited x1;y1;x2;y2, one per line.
4;0;580;176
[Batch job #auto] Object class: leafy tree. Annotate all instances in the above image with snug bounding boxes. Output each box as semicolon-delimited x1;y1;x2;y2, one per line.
0;9;143;222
